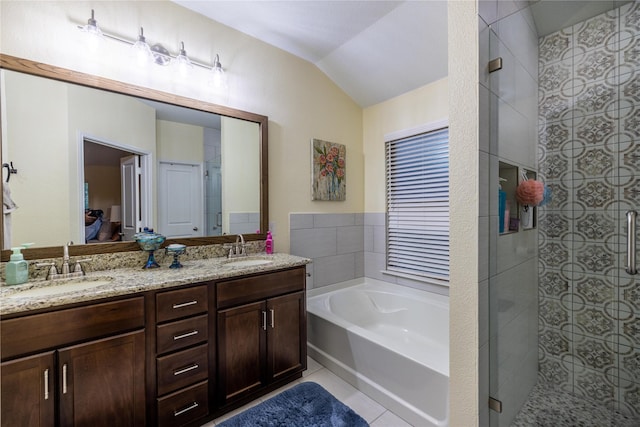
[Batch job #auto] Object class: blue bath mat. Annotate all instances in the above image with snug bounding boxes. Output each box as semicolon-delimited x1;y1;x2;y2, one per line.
217;381;369;427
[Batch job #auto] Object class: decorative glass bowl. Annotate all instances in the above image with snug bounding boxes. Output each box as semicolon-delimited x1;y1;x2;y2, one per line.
165;244;187;269
134;230;166;269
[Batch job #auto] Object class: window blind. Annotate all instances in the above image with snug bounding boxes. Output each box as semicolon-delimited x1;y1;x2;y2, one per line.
385;126;449;283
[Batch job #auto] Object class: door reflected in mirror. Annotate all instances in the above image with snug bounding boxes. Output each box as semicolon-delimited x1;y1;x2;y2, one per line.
1;68;262;249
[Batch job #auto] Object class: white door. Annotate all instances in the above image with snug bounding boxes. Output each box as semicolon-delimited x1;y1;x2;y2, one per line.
158;162;203;238
121;155;141;241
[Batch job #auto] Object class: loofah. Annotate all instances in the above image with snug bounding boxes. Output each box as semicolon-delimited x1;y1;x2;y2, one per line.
516;180;544;206
539;185;552;206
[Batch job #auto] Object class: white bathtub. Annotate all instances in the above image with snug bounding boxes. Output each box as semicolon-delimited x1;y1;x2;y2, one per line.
307;277;449;427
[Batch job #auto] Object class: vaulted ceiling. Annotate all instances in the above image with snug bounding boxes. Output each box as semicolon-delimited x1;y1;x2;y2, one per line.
172;1;628;108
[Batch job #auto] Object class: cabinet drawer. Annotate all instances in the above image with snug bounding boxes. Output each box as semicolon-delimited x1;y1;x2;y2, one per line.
217;267;305;309
157;380;209;427
156;315;208;355
1;297;144;360
156;285;208;323
157;344;209;396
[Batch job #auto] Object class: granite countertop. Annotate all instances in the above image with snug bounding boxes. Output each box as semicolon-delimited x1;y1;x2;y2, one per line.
0;253;310;316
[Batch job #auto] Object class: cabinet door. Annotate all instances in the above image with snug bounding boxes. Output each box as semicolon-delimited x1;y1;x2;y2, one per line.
217;301;266;404
1;352;55;427
267;291;306;382
58;330;145;427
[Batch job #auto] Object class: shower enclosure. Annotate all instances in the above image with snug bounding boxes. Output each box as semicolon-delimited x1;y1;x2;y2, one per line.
484;1;640;425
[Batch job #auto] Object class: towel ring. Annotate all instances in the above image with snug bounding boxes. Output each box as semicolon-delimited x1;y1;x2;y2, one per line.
3;162;17;183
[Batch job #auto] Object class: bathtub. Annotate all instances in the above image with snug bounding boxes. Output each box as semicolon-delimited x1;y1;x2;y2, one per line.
307;277;449;427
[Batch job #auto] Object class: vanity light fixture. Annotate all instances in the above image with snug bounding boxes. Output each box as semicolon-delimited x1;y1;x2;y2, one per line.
77;9;226;83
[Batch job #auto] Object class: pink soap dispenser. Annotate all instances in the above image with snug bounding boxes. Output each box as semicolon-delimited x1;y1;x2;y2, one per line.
265;231;274;254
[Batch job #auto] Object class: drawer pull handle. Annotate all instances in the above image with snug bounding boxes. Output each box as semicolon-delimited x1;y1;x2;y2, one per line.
173;330;198;341
174;401;199;417
174;364;199;376
62;364;68;394
44;369;49;400
173;300;198;309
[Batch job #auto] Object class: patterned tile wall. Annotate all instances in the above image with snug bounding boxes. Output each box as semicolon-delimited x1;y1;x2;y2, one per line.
538;1;640;418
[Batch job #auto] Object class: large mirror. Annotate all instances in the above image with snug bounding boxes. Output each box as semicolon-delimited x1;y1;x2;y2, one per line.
0;55;268;260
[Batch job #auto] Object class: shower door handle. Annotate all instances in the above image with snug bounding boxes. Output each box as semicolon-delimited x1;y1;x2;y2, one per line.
626;210;638;275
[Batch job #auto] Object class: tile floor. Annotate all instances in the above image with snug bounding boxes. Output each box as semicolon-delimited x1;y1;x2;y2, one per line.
202;356;413;426
511;382;640;427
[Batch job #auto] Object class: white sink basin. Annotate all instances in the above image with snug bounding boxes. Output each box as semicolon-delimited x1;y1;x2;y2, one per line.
7;278;114;298
224;259;274;268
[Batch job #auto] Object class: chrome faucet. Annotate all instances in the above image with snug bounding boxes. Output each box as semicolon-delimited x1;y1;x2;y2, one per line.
61;241;72;274
37;242;92;280
227;234;247;258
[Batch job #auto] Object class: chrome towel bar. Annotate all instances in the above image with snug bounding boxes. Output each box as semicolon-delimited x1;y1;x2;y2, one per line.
626;210;637;275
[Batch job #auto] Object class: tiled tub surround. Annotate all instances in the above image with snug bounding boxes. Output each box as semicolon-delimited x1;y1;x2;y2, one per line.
290;213;365;290
290;212;448;295
538;1;640;419
0;249;308;315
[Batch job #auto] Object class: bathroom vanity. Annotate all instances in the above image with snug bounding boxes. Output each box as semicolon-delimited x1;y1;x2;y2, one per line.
0;254;309;427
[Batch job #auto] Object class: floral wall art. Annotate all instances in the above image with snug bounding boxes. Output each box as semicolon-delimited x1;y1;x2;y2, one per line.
311;139;346;201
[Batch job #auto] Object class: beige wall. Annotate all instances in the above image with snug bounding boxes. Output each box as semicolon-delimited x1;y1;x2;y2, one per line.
157;120;204;164
3;71;70;247
0;0;364;252
449;1;480;426
85;165;120;214
221;117;260;231
363;78;449;212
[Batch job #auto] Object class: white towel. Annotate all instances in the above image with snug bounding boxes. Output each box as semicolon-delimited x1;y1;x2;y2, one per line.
3;183;17;212
3;183;17;248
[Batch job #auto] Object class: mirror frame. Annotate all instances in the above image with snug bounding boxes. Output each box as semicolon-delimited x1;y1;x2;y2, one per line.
0;54;268;261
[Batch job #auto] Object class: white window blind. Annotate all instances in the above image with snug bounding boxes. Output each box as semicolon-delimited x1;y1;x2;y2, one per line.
385;126;449;283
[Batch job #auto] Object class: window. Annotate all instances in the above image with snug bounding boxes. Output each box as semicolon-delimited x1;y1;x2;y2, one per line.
385;123;449;285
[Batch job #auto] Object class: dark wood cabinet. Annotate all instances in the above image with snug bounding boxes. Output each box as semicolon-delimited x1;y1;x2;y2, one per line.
1;264;308;427
58;331;145;427
154;285;211;427
217;301;266;401
0;297;145;427
216;267;306;407
0;352;55;427
267;292;305;382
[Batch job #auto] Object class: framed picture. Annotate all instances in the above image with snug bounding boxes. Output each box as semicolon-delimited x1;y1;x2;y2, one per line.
311;138;346;201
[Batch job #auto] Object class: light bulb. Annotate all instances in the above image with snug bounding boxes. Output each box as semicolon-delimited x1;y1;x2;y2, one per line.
174;41;193;76
210;54;228;90
131;27;152;66
81;9;105;51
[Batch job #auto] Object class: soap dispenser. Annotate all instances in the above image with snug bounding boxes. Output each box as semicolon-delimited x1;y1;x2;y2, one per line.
265;231;274;255
6;246;28;285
